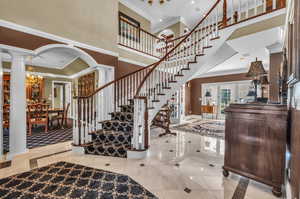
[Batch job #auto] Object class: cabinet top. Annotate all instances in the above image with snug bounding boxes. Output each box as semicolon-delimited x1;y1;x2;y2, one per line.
225;103;288;115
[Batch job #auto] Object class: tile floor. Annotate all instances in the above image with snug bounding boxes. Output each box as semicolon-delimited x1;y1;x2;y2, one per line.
0;122;282;199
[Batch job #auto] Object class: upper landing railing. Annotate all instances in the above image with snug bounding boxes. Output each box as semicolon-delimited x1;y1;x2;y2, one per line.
118;0;286;58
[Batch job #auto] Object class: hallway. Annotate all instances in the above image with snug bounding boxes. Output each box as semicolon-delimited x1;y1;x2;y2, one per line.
0;127;279;199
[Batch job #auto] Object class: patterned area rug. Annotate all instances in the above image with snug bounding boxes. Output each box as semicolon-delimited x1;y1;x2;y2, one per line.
0;162;158;199
171;120;225;139
3;128;73;153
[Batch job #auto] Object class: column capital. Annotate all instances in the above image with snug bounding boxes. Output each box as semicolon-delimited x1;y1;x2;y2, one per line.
266;42;283;54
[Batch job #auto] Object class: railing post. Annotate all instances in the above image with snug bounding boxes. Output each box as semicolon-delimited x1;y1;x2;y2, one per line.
223;0;228;27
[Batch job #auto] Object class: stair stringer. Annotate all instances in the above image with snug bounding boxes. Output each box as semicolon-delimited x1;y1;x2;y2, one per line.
148;27;237;122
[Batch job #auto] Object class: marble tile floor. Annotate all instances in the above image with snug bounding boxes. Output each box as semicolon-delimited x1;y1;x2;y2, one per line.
0;127;282;199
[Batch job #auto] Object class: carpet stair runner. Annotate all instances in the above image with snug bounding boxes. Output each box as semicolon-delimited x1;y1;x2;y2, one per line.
84;102;134;158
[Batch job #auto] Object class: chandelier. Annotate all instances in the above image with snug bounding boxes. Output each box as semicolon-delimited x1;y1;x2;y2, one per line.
26;74;43;86
145;0;170;5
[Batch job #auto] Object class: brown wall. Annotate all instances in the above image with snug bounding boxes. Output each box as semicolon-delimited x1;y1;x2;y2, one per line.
118;2;151;32
269;52;283;103
0;27;148;78
187;73;252;115
290;107;300;199
117;61;142;78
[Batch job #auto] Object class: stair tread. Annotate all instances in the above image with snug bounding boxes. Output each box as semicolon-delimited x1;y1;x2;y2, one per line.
99;120;133;124
109;111;133;115
89;129;132;136
86;140;131;148
210;36;220;40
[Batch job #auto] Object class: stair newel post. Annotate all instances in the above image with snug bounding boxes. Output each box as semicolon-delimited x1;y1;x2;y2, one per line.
223;0;228;27
72;97;79;146
133;97;149;151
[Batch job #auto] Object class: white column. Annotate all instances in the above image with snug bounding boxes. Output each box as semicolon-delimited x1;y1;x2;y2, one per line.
0;52;3;159
7;52;28;159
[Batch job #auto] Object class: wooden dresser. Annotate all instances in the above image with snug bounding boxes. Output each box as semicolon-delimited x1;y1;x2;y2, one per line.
223;103;288;197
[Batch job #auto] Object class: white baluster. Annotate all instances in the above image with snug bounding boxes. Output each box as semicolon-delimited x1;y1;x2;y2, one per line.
80;100;84;145
272;0;276;10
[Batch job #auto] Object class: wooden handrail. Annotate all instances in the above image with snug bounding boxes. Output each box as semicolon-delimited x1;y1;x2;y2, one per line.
134;0;222;98
75;62;156;99
120;18;162;41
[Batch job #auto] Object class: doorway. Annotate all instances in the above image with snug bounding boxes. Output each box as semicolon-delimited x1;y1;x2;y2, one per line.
52;81;72;117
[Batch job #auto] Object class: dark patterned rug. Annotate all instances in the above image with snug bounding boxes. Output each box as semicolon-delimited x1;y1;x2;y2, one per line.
171;120;225;139
3;128;73;153
0;161;158;199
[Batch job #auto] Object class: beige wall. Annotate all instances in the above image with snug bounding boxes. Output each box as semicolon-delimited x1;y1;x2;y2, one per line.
118;2;156;65
0;0;119;53
156;21;188;38
119;2;151;32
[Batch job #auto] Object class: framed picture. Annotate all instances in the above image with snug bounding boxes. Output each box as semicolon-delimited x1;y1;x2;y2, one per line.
119;12;141;43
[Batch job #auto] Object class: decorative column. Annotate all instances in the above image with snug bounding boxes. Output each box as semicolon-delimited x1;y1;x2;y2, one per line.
7;52;28;159
0;51;3;159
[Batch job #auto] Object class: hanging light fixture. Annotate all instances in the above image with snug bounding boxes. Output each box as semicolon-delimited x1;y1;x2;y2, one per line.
144;0;170;5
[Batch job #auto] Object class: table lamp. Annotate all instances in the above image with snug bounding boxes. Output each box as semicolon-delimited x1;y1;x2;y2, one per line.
246;58;267;102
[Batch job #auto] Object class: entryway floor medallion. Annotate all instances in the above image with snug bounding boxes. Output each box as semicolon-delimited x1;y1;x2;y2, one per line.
0;161;158;199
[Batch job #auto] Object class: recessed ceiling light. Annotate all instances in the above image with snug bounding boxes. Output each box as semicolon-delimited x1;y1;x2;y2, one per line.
191;0;195;4
159;19;163;22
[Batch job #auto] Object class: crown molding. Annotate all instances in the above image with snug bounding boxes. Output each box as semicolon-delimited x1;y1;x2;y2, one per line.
119;57;148;67
0;20;119;57
119;0;154;22
266;42;283;54
0;44;35;56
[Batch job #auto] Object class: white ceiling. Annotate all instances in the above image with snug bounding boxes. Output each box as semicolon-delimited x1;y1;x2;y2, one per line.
120;0;216;33
197;27;284;77
32;48;78;69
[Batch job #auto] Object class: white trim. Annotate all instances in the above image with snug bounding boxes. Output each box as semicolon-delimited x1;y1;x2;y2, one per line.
0;19;119;57
35;44;99;67
266;42;283;54
0;44;35;56
197;68;249;78
119;0;154;22
51;80;72;109
118;45;159;62
61;56;79;69
119;57;148;67
2;64;114;80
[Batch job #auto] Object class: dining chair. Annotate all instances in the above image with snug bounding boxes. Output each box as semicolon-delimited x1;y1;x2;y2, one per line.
51;103;70;129
3;104;10;129
27;103;49;136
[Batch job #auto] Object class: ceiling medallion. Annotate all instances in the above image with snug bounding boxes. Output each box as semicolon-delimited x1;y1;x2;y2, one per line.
145;0;170;5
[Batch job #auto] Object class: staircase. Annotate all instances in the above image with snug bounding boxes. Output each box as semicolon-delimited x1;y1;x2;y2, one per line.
72;0;286;158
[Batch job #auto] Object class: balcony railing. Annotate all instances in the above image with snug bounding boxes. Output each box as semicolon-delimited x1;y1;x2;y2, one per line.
118;18;166;59
118;0;285;60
